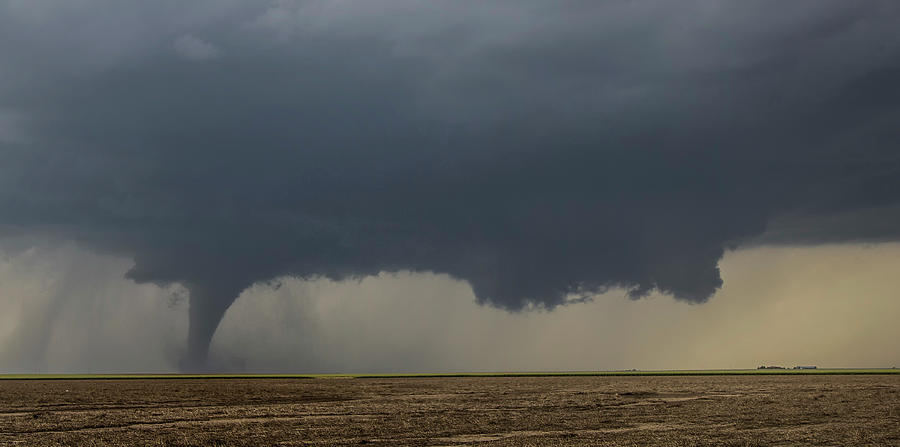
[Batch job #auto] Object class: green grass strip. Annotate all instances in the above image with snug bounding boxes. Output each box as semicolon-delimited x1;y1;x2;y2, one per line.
1;369;898;380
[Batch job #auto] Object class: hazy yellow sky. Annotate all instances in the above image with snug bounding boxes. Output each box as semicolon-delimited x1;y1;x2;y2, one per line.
211;243;900;372
1;242;898;373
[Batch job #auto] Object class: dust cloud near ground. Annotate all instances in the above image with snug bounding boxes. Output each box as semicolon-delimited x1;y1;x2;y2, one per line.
1;376;898;446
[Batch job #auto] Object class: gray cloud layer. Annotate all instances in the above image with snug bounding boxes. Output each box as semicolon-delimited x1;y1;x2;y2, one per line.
2;1;900;369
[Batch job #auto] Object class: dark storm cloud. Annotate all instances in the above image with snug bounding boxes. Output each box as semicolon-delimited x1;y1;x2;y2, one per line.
2;0;900;368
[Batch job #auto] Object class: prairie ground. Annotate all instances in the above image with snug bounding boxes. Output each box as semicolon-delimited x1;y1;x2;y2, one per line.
1;375;898;446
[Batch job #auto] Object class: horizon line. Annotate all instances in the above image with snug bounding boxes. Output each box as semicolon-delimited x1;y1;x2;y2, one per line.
2;368;899;380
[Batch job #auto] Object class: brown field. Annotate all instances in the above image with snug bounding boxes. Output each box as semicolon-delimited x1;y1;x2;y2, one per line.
1;375;898;446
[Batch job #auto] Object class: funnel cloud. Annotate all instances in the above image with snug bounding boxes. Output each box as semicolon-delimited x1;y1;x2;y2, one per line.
2;1;900;370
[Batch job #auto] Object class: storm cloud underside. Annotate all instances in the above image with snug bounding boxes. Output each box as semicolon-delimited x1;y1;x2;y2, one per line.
2;1;900;369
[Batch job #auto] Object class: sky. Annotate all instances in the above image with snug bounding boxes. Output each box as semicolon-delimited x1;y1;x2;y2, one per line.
1;0;899;373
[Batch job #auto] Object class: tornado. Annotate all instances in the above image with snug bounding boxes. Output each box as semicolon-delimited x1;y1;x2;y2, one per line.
180;282;245;372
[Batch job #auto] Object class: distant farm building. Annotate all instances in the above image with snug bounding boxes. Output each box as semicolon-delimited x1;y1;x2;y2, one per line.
793;366;817;370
